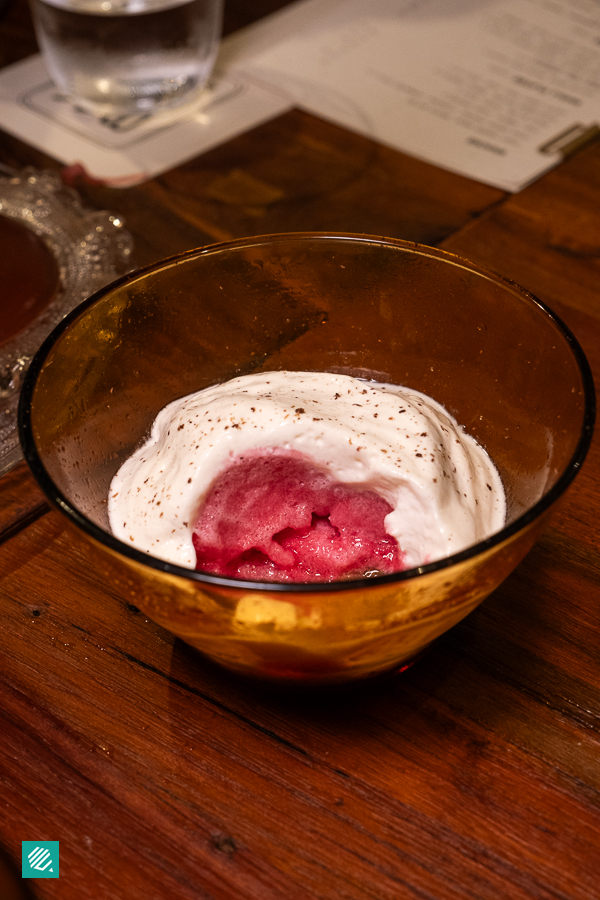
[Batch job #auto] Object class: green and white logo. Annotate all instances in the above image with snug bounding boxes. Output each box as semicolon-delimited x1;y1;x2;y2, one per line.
22;842;59;878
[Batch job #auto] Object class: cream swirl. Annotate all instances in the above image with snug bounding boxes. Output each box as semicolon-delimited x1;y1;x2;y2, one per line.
108;371;505;570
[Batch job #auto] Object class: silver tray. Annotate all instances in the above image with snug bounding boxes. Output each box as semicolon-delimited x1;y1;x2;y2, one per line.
0;167;133;476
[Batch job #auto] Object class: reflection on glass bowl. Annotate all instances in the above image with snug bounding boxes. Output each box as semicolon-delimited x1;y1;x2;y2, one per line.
0;166;132;475
19;233;595;685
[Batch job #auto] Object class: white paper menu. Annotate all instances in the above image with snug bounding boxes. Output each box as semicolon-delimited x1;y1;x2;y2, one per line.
227;0;600;192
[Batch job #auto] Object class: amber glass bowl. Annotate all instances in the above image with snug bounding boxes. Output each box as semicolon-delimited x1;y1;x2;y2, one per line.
19;234;595;685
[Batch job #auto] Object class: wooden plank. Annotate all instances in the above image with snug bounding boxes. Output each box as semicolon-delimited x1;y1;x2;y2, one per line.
0;512;599;900
0;460;48;543
440;136;600;322
71;107;505;269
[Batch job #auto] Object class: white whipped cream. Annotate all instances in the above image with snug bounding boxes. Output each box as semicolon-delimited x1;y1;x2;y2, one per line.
108;371;506;570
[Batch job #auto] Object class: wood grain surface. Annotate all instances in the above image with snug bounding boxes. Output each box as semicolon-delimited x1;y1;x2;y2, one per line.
1;1;599;899
0;461;48;543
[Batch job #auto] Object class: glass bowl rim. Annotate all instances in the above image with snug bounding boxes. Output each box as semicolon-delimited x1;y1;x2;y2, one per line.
18;231;597;594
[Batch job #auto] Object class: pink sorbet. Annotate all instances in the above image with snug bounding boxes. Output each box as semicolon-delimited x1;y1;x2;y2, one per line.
192;449;405;582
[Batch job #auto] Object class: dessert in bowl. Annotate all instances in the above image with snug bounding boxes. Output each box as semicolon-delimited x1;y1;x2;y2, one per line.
18;233;595;685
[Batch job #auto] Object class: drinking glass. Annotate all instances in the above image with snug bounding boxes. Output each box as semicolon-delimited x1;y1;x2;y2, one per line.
29;0;223;121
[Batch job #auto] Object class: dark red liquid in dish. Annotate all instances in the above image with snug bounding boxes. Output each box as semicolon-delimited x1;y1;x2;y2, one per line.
0;215;60;346
192;449;404;582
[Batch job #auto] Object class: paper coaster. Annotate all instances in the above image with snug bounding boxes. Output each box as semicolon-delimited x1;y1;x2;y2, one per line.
0;54;291;186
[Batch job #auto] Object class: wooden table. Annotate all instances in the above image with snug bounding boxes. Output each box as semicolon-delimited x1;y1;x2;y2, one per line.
1;2;599;897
